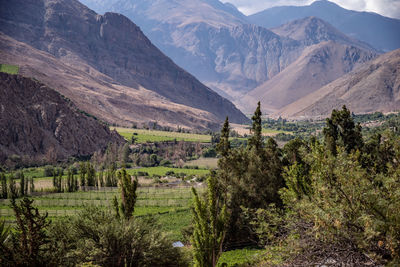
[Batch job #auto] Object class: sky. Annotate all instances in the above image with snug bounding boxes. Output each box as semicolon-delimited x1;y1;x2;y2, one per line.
225;0;400;19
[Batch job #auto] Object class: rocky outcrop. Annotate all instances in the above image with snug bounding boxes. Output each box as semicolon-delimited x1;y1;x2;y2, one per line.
0;0;249;126
0;72;125;164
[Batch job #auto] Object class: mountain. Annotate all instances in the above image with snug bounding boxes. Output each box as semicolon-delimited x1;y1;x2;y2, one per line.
276;49;400;119
0;33;225;130
79;0;377;107
0;0;249;129
270;16;374;51
241;41;377;114
248;0;400;52
0;72;124;165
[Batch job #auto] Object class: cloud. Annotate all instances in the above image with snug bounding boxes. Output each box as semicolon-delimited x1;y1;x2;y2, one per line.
225;0;400;19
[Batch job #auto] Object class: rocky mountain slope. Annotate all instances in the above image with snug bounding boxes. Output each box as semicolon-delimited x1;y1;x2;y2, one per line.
276;49;400;118
248;0;400;52
241;41;377;114
0;0;249;128
0;33;224;130
0;72;124;164
79;0;379;112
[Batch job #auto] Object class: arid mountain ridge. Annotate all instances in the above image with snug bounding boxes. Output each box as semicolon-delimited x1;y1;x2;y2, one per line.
0;72;125;165
0;0;249;130
80;0;399;116
276;48;400;119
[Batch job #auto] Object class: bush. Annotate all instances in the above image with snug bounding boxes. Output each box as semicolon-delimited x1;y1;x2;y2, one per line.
281;144;400;264
160;159;171;166
47;207;188;266
137;171;149;177
202;147;217;158
165;170;175;176
43;165;55;177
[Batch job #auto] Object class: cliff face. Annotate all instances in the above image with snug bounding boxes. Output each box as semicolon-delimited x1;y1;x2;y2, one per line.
0;72;124;164
0;0;249;125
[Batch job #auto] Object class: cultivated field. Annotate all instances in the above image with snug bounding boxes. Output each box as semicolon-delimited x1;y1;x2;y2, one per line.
184;157;219;169
111;127;212;143
0;63;19;74
0;186;202;240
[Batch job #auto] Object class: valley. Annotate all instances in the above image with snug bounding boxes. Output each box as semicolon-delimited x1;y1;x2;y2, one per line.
1;0;400;266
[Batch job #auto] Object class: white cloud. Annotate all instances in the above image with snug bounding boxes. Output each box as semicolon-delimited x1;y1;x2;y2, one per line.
225;0;400;19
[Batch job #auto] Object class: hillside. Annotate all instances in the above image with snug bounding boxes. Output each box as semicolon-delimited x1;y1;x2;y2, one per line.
241;41;376;114
270;16;374;51
79;0;378;110
0;72;125;164
248;0;400;52
0;33;226;130
276;49;400;118
0;0;249;128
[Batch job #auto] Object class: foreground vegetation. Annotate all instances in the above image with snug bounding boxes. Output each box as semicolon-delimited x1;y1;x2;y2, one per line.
1;104;400;266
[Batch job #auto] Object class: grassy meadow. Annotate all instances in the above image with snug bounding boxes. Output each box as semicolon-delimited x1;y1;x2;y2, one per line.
0;64;19;74
111;127;212;143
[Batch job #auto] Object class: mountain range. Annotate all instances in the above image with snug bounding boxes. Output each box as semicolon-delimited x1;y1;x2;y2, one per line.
276;48;400;119
248;0;400;52
0;0;249;131
1;0;399;133
80;0;400;115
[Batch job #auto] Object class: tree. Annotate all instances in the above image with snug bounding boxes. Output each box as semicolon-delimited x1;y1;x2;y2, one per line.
19;172;25;196
113;169;138;220
216;117;230;158
79;162;86;187
192;173;228;267
323;105;363;155
248;101;263;152
0;173;7;199
8;198;50;266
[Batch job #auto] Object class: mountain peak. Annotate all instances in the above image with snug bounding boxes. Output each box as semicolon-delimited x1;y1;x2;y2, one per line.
271;16;375;51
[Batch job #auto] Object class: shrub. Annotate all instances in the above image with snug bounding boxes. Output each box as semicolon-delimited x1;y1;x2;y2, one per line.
43;165;55;177
47;207;188;266
281;144;400;264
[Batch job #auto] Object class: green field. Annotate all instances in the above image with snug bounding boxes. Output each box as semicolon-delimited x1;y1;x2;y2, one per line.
0;64;19;74
218;248;265;266
184;157;219;169
0;186;203;240
127;166;209;177
261;128;290;135
112;127;211;143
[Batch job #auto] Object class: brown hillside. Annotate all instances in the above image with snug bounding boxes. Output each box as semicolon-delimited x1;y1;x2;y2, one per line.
241;41;376;114
276;49;400;118
0;0;249;126
0;72;124;165
0;33;222;130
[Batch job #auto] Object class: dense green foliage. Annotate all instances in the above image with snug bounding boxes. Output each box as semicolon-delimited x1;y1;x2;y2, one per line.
192;173;228;267
242;106;400;265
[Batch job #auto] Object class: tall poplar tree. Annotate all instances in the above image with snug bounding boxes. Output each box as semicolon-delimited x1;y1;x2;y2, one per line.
192;173;228;267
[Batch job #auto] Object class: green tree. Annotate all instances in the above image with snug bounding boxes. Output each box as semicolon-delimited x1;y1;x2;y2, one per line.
323;105;363;155
0;173;7;199
248;101;263;151
113;169;138;220
79;162;86;187
8;198;50;266
192;173;228;267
